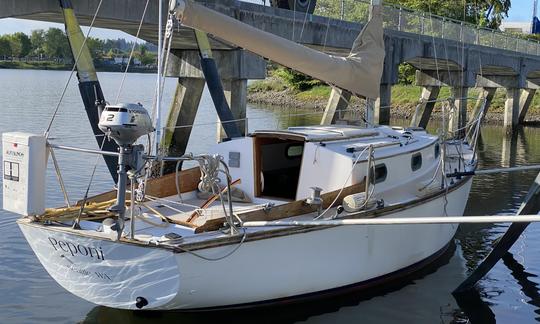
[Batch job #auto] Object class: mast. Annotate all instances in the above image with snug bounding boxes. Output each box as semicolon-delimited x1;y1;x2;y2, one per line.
155;0;163;157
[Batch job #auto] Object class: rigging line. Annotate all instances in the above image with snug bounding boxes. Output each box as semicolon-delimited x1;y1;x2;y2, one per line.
314;145;370;220
298;0;313;42
44;0;104;137
74;132;109;229
115;0;150;104
426;1;441;82
322;16;331;53
172;228;247;261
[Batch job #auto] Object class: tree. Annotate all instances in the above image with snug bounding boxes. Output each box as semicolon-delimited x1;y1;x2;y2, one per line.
0;36;11;59
44;28;70;60
30;29;45;57
86;37;104;59
9;32;31;58
385;0;511;29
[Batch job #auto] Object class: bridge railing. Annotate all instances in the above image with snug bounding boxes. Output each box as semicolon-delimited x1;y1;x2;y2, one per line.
314;0;540;56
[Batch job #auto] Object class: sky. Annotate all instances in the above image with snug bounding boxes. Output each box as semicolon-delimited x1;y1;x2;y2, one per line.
0;0;536;39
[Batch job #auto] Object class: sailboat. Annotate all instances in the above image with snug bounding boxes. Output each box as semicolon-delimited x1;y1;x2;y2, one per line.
2;0;479;310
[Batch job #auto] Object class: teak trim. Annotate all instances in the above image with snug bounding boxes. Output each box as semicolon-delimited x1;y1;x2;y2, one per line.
79;167;201;205
195;180;366;233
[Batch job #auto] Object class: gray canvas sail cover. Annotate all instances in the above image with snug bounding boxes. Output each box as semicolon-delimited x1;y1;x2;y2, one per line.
173;0;385;99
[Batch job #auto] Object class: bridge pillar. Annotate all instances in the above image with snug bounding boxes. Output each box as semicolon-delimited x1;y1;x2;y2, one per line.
321;88;352;125
504;88;520;132
470;87;496;124
374;84;392;125
161;49;265;173
161;77;206;174
410;86;440;129
216;79;248;141
448;87;468;136
518;88;537;124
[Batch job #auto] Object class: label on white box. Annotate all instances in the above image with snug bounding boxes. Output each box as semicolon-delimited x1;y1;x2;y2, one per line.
2;133;46;216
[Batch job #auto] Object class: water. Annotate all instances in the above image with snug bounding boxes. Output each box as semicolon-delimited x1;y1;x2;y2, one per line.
1;69;540;323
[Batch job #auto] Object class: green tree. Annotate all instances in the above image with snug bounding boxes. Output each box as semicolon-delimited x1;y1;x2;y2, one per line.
86;37;104;58
385;0;511;29
30;29;45;57
9;32;31;58
44;28;70;59
0;36;11;59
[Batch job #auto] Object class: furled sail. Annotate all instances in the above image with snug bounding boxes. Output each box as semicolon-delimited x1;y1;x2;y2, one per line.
173;0;385;99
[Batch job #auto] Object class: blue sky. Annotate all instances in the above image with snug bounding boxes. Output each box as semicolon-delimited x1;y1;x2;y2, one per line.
0;0;536;39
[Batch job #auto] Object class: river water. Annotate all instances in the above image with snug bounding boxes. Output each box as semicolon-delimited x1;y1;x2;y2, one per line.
1;69;540;323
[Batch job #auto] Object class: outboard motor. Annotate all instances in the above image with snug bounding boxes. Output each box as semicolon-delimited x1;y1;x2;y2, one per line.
98;103;154;239
98;103;154;146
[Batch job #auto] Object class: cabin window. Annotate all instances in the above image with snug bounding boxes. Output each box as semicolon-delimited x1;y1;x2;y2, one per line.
411;153;422;172
370;163;387;184
434;144;440;159
286;145;303;159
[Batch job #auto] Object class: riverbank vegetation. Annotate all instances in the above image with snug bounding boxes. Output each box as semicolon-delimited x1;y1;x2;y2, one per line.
0;28;157;71
248;67;540;122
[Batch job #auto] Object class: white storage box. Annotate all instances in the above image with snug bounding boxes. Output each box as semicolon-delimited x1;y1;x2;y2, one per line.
2;133;47;216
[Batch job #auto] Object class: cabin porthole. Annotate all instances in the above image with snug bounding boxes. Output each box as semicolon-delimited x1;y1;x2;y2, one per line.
411;153;422;172
370;164;387;184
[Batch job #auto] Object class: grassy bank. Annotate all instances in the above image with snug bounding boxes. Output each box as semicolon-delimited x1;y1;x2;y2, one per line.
248;77;540;121
0;61;70;70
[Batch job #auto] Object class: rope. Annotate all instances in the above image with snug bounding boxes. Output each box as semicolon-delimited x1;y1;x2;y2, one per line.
171;228;247;261
115;0;150;103
44;0;104;137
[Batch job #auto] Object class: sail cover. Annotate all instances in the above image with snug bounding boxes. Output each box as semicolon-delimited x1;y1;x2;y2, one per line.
174;0;385;99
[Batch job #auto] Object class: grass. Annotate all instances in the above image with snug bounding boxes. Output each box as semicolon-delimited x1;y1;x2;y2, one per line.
248;77;540;114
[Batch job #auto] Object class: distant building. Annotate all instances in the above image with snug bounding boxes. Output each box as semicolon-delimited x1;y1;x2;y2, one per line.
500;22;532;34
112;56;141;66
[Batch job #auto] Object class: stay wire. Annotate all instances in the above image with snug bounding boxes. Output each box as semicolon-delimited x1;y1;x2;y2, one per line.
115;0;150;103
44;0;104;137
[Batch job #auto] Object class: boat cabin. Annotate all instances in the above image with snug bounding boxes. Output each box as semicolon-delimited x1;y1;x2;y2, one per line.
211;125;442;206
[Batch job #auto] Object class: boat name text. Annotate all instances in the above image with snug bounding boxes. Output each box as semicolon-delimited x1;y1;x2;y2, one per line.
48;237;105;261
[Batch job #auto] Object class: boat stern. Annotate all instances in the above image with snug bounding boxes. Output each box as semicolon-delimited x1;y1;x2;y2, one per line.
17;219;180;310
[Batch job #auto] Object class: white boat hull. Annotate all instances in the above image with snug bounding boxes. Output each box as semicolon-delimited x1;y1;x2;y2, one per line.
18;177;472;310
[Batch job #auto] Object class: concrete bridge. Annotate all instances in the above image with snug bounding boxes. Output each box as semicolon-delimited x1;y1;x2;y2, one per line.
2;0;540;155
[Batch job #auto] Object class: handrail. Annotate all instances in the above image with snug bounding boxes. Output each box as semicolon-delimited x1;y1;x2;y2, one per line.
312;0;540;56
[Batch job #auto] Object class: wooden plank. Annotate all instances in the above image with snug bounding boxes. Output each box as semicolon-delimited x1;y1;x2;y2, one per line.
187;178;241;223
195;180;365;233
80;167;201;205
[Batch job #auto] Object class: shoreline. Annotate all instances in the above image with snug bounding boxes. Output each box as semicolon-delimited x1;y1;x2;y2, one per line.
0;61;157;73
247;83;540;125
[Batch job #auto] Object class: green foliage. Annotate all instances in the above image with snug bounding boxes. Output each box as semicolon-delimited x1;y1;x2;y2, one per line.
0;36;11;58
9;32;31;58
385;0;510;29
44;28;70;59
248;79;287;92
398;63;416;85
86;37;104;59
30;30;45;56
273;67;323;91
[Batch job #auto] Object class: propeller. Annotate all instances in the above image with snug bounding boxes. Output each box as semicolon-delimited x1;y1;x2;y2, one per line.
58;0;119;182
193;30;242;139
454;171;540;293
